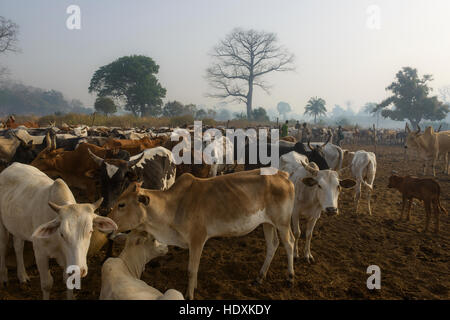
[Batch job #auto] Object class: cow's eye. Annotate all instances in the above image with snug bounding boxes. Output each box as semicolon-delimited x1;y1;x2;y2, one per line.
118;203;125;209
60;232;65;240
318;185;322;189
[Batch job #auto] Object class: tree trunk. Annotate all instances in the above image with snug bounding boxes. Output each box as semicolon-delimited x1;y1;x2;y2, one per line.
314;114;317;123
246;76;254;120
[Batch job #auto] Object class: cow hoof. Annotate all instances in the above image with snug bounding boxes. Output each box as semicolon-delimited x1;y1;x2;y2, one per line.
305;256;315;264
252;277;264;286
286;280;293;288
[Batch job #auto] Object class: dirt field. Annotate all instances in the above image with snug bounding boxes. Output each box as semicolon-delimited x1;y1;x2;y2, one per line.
0;144;449;300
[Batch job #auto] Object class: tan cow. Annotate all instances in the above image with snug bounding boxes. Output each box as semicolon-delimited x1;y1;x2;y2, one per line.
405;124;450;175
108;169;295;300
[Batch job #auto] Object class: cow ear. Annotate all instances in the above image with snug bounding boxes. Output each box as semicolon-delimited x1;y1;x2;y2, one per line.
48;201;63;213
93;215;118;233
340;179;356;189
32;218;61;238
302;177;317;187
138;194;150;206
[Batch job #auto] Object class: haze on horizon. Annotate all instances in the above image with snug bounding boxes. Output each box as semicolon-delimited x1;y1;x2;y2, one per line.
2;0;450;117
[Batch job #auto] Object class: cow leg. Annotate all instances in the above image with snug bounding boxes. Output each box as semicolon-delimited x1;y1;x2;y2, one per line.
432;156;437;176
354;181;361;214
445;152;449;175
0;222;9;286
399;196;406;220
423;201;431;233
291;207;301;259
256;223;279;284
13;236;29;283
34;247;53;300
406;198;412;221
304;217;318;264
432;200;440;233
367;186;372;216
277;224;295;285
186;237;206;300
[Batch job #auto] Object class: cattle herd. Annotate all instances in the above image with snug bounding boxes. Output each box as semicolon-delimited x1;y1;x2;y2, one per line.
0;118;448;300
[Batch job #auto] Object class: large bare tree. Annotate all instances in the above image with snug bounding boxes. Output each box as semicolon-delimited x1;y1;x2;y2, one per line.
206;28;294;119
0;16;19;78
0;16;19;54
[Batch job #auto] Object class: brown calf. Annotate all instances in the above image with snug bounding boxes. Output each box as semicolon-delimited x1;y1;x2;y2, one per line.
388;175;447;233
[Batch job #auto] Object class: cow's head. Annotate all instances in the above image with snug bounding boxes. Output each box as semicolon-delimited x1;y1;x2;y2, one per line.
404;123;422;150
88;149;143;212
293;138;330;170
108;182;150;233
11;136;38;164
32;192;117;278
387;174;403;189
299;161;355;216
123;230;168;267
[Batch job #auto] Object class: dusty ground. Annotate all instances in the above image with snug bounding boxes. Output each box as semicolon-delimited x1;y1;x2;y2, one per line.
0;144;449;300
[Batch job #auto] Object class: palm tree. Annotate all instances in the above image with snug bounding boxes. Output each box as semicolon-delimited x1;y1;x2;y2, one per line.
304;97;327;123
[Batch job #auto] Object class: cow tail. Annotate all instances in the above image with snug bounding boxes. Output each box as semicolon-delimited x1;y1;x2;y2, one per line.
438;198;448;216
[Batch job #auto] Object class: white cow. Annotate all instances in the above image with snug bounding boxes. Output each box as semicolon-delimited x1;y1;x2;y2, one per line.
290;161;356;262
307;143;344;171
100;230;184;300
348;150;377;215
0;163;117;299
280;151;309;176
203;135;234;177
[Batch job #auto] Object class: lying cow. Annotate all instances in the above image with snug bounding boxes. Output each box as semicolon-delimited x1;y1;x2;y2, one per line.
108;169;295;300
290;161;356;262
387;175;447;233
0;163;117;299
100;230;184;300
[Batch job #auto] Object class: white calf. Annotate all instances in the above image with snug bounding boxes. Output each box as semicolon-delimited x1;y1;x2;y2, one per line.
0;163;117;299
350;151;376;215
100;230;184;300
290;162;355;262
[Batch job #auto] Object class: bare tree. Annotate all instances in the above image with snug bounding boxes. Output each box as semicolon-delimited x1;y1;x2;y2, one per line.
0;16;19;79
0;16;19;53
206;28;294;119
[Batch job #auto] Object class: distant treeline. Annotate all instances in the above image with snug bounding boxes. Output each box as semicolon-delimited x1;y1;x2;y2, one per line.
0;81;93;116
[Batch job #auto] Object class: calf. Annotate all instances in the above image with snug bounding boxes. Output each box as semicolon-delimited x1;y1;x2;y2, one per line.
290;161;356;262
387;175;447;232
0;163;117;299
108;169;295;300
350;151;377;215
100;230;184;300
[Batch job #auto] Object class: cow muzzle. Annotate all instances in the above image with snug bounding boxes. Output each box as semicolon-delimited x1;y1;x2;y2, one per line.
325;207;338;216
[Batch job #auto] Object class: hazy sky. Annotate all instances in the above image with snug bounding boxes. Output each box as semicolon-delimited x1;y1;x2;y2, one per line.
2;0;450;115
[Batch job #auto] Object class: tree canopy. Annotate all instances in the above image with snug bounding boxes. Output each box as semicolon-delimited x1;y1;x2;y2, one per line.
94;97;117;116
376;67;449;128
206;28;294;120
304;97;327;123
277;101;291;120
88;55;166;117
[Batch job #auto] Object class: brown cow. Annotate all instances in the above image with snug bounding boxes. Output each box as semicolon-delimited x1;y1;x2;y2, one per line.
5;116;39;129
104;136;168;156
388;175;448;233
108;169;295;300
31;142;129;202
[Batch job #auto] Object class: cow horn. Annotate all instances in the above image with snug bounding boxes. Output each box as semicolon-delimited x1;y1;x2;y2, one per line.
405;123;410;133
437;124;442;132
322;134;331;148
128;153;145;168
88;149;104;166
416;125;421;133
301;160;318;176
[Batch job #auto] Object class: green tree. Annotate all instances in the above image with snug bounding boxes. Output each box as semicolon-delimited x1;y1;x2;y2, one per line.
206;28;294;120
252;107;270;122
88;55;166;117
376;67;449;128
94;97;117;116
304;97;327;123
195;109;207;119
